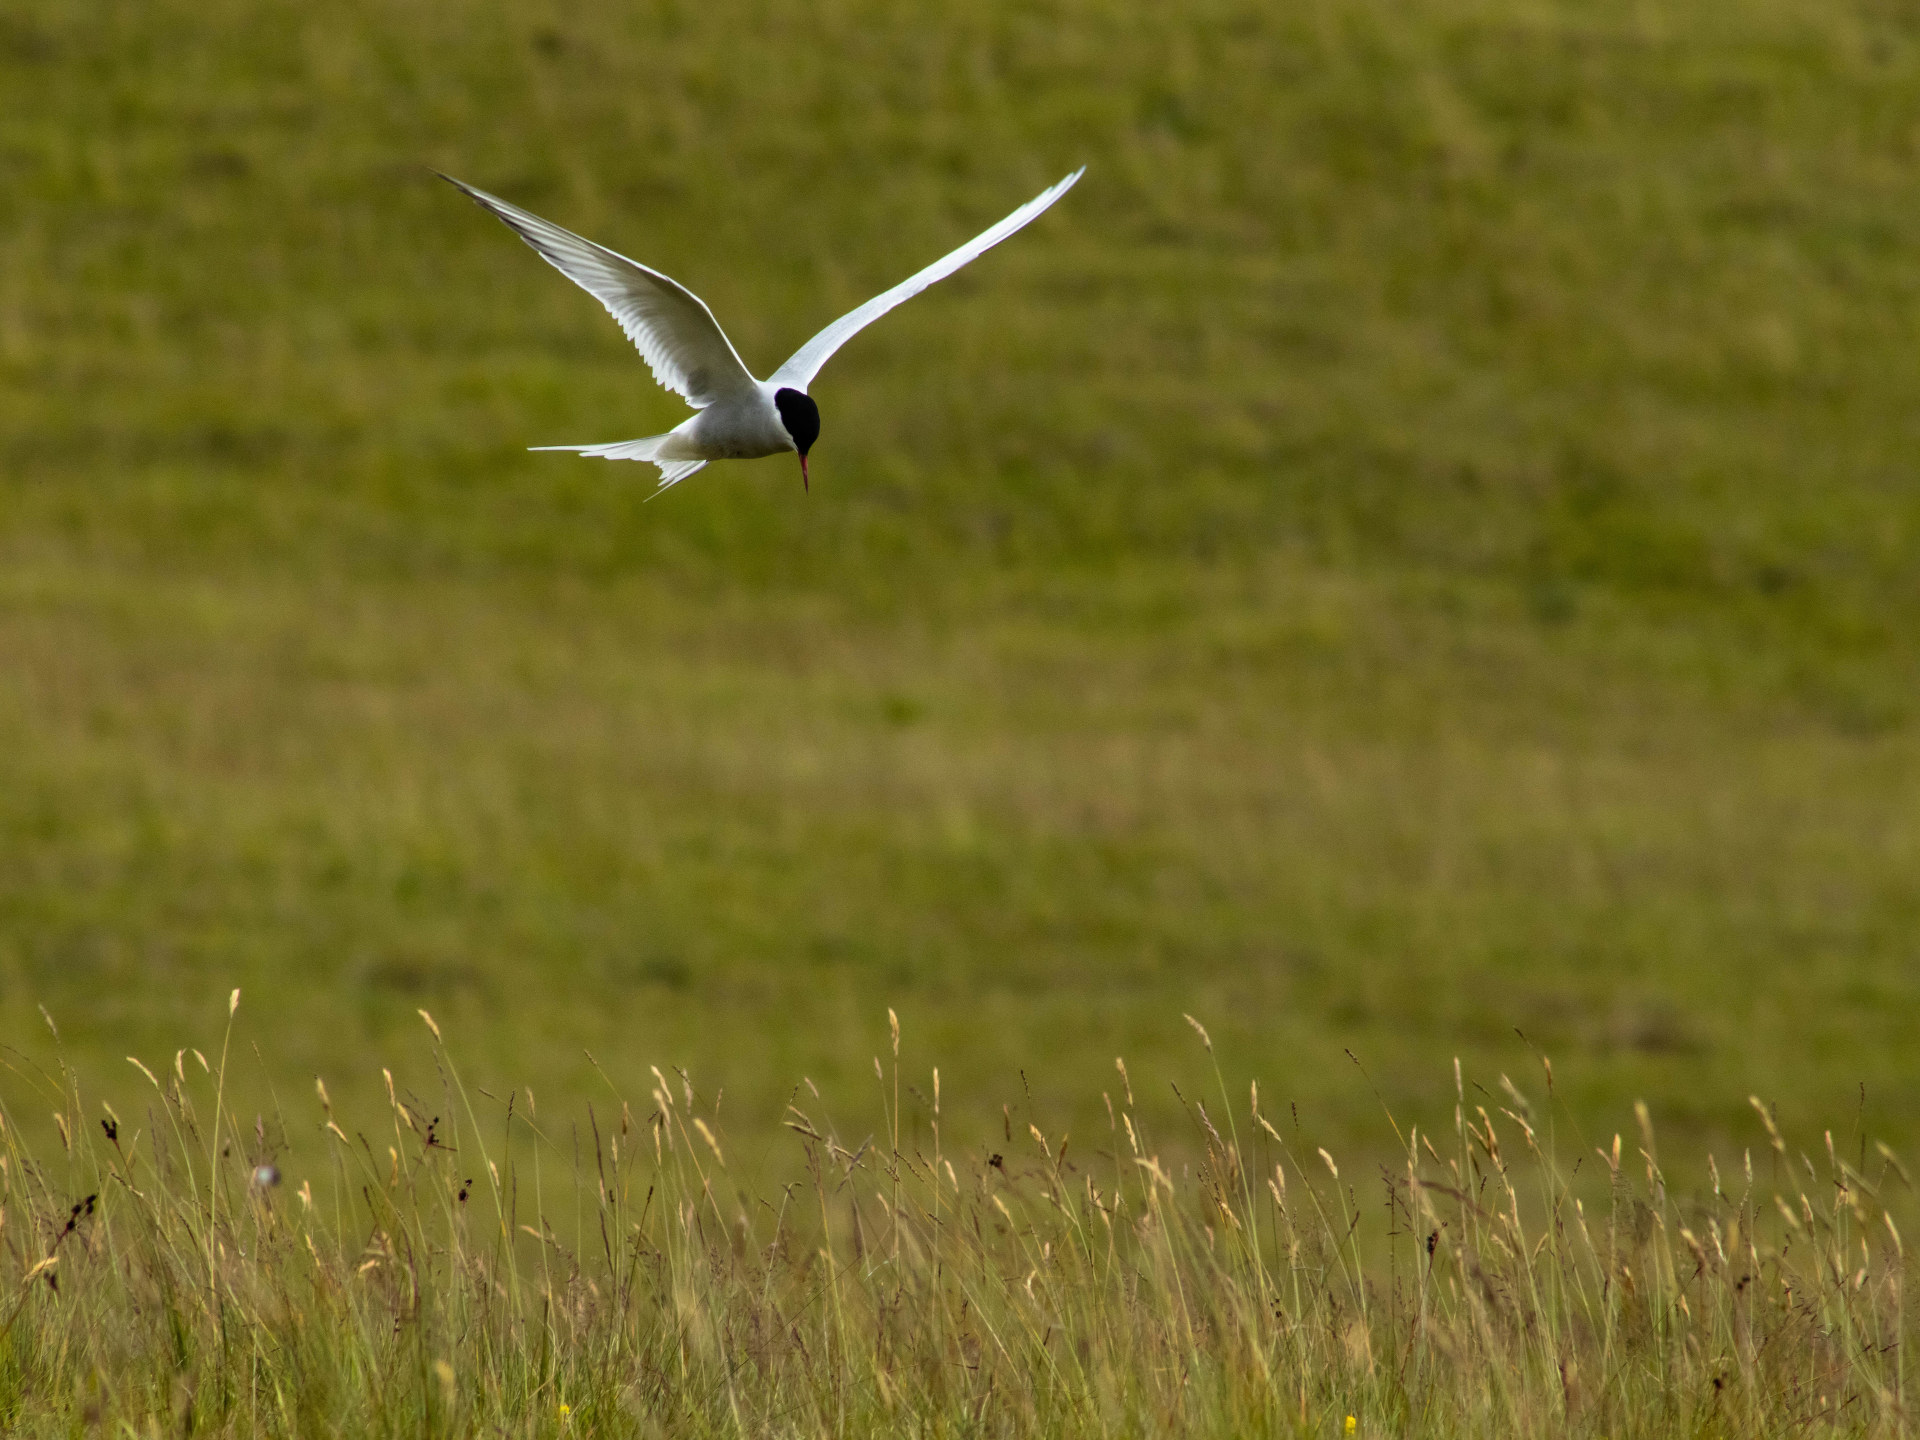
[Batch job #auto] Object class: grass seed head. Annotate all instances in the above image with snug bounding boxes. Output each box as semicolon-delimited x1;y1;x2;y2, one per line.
693;1118;725;1167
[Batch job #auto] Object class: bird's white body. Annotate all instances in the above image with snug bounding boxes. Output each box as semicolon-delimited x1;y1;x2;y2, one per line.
555;380;798;483
442;169;1083;490
676;385;795;461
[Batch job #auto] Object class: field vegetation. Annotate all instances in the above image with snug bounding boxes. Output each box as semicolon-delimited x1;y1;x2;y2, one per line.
0;1007;1911;1436
2;0;1920;1276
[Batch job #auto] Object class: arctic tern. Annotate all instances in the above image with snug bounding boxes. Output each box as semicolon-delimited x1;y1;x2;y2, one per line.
440;169;1083;492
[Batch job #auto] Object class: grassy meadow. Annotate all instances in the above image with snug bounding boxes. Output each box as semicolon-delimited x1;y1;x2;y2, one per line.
0;1012;1911;1436
3;0;1920;1193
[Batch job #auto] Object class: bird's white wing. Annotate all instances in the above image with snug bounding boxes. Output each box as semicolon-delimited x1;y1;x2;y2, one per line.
441;174;759;409
768;169;1083;392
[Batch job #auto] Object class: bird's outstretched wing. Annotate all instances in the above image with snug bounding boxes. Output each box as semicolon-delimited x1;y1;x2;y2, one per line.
768;169;1083;393
441;174;759;409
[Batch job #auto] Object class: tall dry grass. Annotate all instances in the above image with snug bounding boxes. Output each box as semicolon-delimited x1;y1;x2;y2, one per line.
0;998;1907;1437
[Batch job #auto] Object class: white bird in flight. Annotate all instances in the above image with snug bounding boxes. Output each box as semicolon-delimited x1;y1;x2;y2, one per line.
441;168;1084;493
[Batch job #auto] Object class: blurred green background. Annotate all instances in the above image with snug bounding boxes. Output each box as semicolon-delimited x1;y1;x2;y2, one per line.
2;0;1919;1170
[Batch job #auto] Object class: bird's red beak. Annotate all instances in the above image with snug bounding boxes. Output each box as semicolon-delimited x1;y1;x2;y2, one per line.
799;454;810;492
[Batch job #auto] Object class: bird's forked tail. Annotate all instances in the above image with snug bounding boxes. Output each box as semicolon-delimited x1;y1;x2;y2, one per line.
531;436;708;490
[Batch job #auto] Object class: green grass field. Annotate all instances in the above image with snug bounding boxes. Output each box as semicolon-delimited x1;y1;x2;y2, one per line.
4;0;1920;1178
0;1018;1908;1436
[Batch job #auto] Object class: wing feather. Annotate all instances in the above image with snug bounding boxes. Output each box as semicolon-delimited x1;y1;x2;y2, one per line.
769;169;1083;392
441;174;758;408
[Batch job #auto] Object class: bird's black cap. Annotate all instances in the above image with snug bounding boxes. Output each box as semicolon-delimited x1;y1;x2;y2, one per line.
774;388;821;456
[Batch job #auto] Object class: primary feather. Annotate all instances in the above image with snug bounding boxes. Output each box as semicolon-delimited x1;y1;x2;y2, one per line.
769;168;1084;392
439;174;757;410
